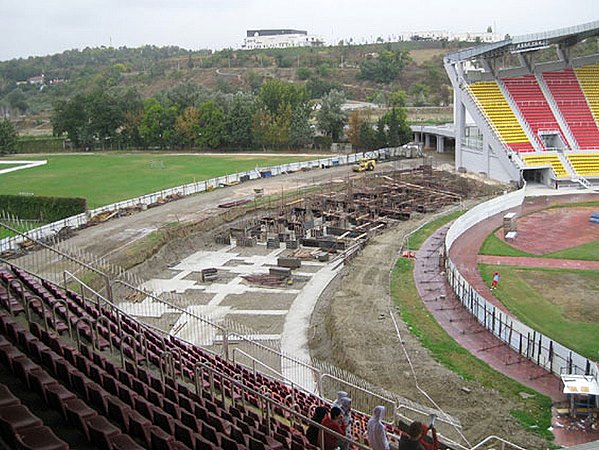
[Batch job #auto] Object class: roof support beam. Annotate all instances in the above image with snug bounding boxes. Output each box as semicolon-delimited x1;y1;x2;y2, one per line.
517;53;532;73
556;44;570;65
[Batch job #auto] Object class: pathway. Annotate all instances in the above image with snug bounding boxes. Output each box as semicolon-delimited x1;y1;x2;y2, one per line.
478;255;599;270
415;225;599;446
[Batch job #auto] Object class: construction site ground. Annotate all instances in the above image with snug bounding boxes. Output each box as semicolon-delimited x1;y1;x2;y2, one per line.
8;152;572;448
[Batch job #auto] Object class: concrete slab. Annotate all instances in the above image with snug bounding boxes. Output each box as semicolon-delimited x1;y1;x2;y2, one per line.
228;310;288;315
141;278;198;295
280;264;342;391
120;297;179;317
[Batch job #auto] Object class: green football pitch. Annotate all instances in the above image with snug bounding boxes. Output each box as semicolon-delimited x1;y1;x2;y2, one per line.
0;153;314;209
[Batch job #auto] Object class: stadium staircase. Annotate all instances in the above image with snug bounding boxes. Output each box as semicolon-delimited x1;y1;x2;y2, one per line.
534;72;579;150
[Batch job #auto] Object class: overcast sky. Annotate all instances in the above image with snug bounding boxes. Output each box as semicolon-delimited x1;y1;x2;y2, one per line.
1;0;597;61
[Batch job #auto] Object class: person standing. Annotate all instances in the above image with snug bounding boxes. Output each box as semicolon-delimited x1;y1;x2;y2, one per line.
367;406;390;450
337;396;353;449
491;272;500;290
306;406;329;446
320;406;346;450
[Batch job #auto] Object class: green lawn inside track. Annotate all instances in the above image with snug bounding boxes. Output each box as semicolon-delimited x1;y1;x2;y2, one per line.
479;264;599;361
480;232;599;261
0;153;314;209
479;202;599;261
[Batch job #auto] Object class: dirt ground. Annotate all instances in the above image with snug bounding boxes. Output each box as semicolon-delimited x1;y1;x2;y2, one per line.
497;206;599;254
10;152;552;447
308;215;548;448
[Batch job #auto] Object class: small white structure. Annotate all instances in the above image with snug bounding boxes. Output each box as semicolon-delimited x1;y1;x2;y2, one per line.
242;29;324;50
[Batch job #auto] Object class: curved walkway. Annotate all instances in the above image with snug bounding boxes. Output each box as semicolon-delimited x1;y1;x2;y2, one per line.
477;255;599;270
414;225;564;401
414;225;599;447
415;190;599;446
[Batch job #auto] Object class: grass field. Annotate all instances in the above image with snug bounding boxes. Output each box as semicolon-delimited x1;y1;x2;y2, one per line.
407;209;464;250
480;231;599;261
0;153;314;209
479;264;599;360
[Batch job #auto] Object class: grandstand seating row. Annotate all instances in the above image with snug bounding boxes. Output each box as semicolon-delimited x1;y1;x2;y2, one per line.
567;153;599;177
0;264;423;450
520;153;569;179
467;64;599;164
542;68;599;150
468;81;534;153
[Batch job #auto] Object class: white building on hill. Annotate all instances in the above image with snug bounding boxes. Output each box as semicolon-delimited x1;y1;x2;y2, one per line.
241;29;325;50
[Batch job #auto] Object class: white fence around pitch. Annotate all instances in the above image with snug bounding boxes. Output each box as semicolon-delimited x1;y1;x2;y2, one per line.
444;187;598;379
0;150;398;253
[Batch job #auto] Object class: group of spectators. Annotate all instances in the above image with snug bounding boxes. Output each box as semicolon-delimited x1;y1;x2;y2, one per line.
306;391;439;450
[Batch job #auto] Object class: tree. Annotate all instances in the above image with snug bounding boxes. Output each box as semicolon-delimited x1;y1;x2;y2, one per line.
6;89;28;115
358;122;377;150
165;83;208;109
0;119;18;155
224;93;256;149
387;108;400;147
375;116;387;148
306;77;343;99
258;79;308;117
389;89;407;108
175;106;201;147
86;90;124;147
296;67;312;80
384;107;412;145
409;82;430;107
357;48;410;83
347;111;363;147
139;98;178;149
197;100;225;148
317;89;346;141
52;94;89;147
289;105;313;149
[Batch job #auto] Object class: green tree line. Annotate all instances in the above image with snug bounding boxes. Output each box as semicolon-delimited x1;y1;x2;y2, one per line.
50;80;359;151
50;79;413;151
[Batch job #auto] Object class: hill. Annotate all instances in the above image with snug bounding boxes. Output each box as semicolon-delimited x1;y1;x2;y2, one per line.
0;41;463;135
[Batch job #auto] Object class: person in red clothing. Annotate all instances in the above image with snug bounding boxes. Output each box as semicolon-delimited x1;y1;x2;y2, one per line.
320;406;346;450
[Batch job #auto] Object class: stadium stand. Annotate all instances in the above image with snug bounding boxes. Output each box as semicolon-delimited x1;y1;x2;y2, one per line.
567;153;599;178
542;68;599;150
468;81;535;153
574;63;599;127
520;153;569;178
502;75;569;150
444;21;599;185
0;263;428;450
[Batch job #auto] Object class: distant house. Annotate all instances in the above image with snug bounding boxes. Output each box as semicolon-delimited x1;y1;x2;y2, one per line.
28;74;45;85
241;29;325;50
